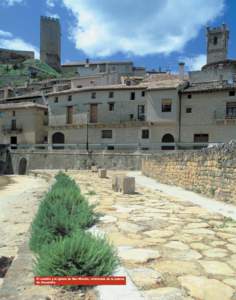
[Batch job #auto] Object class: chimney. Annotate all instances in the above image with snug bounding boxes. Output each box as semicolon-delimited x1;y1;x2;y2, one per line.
85;58;90;68
3;87;10;99
178;62;185;80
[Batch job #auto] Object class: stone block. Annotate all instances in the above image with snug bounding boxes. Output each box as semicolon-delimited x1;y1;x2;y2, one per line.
122;177;135;194
99;169;107;178
112;175;119;192
112;175;135;194
91;166;98;173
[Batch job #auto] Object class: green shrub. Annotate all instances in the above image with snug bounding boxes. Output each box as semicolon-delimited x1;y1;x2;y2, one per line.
45;185;85;211
30;173;98;252
30;197;97;252
34;230;119;280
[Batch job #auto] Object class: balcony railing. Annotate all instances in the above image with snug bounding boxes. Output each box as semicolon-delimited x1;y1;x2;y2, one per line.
4;142;224;152
214;110;236;120
2;126;23;134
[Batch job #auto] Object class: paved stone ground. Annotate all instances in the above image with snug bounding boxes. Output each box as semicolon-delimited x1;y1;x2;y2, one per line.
70;170;236;300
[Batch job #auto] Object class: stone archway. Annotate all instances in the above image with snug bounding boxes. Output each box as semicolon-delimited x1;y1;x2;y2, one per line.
52;132;65;149
18;158;27;175
161;134;175;150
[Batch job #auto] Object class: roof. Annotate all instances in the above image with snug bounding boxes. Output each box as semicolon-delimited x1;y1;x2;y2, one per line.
0;102;47;110
146;79;185;90
3;92;42;101
183;81;236;93
143;74;187;90
47;84;147;96
62;61;133;67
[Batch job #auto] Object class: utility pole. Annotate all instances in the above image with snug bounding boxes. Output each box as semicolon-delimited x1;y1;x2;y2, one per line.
86;111;89;152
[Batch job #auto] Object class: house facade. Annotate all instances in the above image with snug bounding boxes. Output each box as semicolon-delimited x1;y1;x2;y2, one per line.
0;102;48;146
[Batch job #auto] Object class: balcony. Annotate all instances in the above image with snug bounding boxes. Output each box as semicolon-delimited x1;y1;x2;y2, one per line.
214;110;236;125
2;125;23;134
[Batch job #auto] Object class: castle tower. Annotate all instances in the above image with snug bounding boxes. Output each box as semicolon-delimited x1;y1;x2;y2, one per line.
206;24;229;64
40;16;61;72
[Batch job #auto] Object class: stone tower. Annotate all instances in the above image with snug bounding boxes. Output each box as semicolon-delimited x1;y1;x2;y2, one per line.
40;16;61;72
206;24;229;64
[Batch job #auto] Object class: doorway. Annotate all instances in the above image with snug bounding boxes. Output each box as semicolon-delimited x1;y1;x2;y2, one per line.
18;158;27;175
90;104;98;123
10;136;17;149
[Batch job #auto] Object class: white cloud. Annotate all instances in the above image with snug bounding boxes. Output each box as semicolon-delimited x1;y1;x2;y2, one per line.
46;12;60;19
46;0;55;7
1;0;24;6
184;54;207;71
59;0;225;57
0;30;13;38
0;30;39;58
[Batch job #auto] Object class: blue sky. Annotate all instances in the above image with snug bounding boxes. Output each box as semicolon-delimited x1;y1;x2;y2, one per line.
0;0;235;72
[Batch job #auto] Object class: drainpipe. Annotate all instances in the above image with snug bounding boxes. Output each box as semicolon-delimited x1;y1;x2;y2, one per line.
178;89;182;146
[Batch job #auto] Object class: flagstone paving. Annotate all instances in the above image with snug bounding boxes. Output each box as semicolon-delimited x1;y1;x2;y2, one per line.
71;170;236;300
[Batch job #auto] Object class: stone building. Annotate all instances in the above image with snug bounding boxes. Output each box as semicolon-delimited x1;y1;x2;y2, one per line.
0;23;236;151
181;24;236;147
0;48;34;64
207;24;229;64
0;102;48;146
61;60;146;78
46;76;184;151
40;16;61;72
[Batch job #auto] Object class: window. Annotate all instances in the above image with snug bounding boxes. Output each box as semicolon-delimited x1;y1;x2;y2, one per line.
108;102;115;111
130;92;135;100
130;114;134;120
162;99;172;112
54;97;58;103
107;145;114;150
91;92;96;99
142;129;149;139
187;94;192;99
12;111;15;117
99;64;106;72
194;134;209;143
11;119;16;130
229;91;235;97
226;102;236;118
138;105;145;121
66;106;73;124
186;107;192;113
141;91;145;97
44;111;48;116
213;36;218;45
102;130;112;139
109;91;114;98
68;95;72;101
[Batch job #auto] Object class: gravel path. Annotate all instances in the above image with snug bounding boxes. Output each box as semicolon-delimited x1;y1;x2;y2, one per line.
0;175;48;257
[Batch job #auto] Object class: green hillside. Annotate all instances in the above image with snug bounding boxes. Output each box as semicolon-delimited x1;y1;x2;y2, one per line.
0;59;61;87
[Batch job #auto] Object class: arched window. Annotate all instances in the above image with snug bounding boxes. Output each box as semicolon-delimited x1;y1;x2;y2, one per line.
161;134;175;150
52;132;65;149
213;36;218;45
18;158;27;175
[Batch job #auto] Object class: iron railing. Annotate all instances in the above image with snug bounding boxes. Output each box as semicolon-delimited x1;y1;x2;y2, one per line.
6;142;224;151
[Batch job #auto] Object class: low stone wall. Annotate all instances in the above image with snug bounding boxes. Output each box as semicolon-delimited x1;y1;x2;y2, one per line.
10;150;151;174
142;142;236;204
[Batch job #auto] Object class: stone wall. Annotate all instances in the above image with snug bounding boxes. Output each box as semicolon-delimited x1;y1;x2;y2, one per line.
0;48;34;64
10;150;150;174
142;142;236;204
